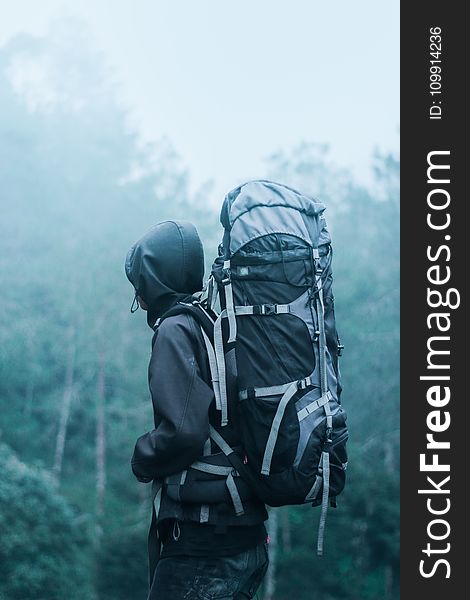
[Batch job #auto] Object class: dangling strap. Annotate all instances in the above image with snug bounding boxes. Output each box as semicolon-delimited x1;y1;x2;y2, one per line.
223;260;237;343
201;327;222;412
206;274;219;313
226;472;245;516
312;249;334;556
209;260;234;427
206;275;214;310
213;311;228;426
316;451;330;556
211;282;219;312
316;385;333;556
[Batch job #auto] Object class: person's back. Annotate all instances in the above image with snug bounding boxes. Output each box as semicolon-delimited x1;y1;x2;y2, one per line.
125;220;269;600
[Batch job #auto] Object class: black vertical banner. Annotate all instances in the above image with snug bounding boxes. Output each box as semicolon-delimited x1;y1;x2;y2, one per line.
401;2;466;598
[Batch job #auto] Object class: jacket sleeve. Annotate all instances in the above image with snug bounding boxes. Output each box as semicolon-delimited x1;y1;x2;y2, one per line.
131;315;214;481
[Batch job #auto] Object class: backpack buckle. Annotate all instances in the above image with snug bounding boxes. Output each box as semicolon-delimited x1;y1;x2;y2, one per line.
312;248;322;273
323;427;333;449
297;377;312;390
221;268;231;285
261;304;276;315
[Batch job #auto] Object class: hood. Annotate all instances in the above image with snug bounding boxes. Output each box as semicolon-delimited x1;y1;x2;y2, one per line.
125;220;204;327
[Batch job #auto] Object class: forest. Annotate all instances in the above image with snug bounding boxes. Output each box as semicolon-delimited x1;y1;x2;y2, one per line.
0;25;399;600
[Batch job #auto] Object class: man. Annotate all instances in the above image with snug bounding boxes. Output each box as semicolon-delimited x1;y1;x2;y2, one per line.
125;220;269;600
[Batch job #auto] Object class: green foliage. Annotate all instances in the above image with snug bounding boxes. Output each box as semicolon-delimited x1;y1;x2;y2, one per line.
95;528;149;600
0;443;96;600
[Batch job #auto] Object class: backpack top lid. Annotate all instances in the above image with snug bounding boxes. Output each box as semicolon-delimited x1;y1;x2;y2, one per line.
219;180;328;257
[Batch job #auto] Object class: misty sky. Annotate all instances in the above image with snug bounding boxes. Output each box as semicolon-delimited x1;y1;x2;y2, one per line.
0;0;399;205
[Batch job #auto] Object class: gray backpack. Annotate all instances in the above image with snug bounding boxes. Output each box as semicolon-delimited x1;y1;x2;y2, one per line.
204;180;349;554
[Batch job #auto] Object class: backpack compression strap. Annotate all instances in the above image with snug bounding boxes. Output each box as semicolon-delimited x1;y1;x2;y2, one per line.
312;248;333;556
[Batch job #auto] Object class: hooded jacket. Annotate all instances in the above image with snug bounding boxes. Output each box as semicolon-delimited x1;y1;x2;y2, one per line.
125;221;267;529
125;220;204;328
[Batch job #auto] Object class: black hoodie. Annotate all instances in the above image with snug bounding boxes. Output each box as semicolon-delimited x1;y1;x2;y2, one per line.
125;220;211;477
125;220;204;327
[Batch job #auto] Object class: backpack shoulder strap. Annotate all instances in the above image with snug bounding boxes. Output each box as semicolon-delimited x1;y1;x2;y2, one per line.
155;300;223;415
154;299;216;343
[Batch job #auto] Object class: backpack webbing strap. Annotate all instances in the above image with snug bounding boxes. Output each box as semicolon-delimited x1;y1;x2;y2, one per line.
297;391;332;422
208;426;245;517
164;470;188;502
316;290;328;394
239;376;314;401
223;260;237;343
157;300;216;342
305;474;322;502
212;258;244;426
313;249;328;395
159;302;226;424
201;327;222;412
209;426;266;507
261;381;298;476
316;451;330;556
315;406;333;557
191;462;235;476
226;472;245;516
196;301;217;338
199;505;210;523
213;311;228;426
168;453;244;520
323;394;333;433
209;425;234;456
207;275;218;312
311;248;334;555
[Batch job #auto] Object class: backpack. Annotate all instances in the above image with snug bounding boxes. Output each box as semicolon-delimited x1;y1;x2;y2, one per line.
203;180;349;555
